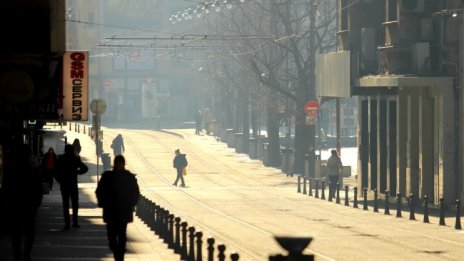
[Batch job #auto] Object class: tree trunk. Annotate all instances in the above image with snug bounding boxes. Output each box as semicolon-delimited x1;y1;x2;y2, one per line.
241;89;250;154
267;93;281;167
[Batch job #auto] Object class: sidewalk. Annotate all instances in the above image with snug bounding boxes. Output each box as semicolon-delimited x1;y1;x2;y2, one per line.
0;125;180;261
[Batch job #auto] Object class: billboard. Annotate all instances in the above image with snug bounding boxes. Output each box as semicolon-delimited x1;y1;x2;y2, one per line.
62;51;89;121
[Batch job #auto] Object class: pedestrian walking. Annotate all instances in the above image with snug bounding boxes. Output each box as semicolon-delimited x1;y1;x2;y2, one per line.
3;143;43;261
55;144;88;230
327;149;343;198
96;155;140;261
172;149;188;187
42;147;58;191
111;134;125;156
195;110;202;135
203;108;213;135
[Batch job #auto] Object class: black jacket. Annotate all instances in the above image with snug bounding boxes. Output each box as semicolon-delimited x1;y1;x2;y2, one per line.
96;170;140;224
173;154;188;171
56;152;88;190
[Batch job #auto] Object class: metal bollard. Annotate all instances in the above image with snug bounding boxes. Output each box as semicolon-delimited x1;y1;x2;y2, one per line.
396;193;402;218
188;226;196;261
321;180;326;200
196;231;203;261
297;176;301;193
69;123;72;131
439;197;446;226
353;187;358;208
207;237;215;261
155;206;162;234
373;189;379;212
174;217;181;253
168;214;175;248
230;252;239;261
344;185;349;206
328;181;333;202
161;209;168;241
218;244;226;261
315;180;319;198
409;194;416;220
77;124;80;133
456;199;462;230
181;222;188;259
363;188;368;210
423;195;430;223
384;190;390;215
303;177;307;194
308;179;313;197
336;182;341;204
83;125;86;134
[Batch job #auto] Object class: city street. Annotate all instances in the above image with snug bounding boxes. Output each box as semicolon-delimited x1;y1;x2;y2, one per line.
82;126;464;261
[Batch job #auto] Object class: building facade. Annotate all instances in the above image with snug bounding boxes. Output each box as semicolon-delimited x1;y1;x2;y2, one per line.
317;0;463;204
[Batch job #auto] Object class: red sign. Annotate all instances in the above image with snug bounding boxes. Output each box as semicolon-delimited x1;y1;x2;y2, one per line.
305;100;318;115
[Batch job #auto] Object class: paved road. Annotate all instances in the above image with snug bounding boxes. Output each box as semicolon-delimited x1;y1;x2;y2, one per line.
93;127;464;261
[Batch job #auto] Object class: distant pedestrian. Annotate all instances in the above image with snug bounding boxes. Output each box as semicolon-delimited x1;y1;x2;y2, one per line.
327;149;343;198
195;110;202;135
172;149;188;187
42;147;58;191
55;144;88;230
3;143;43;261
203;108;213;135
96;155;140;261
111;134;125;156
72;138;81;156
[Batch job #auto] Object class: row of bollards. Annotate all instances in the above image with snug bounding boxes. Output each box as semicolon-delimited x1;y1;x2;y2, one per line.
136;195;240;261
296;176;462;230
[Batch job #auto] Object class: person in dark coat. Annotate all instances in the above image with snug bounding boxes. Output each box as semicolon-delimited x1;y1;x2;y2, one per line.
3;144;43;261
42;147;58;191
72;138;81;156
56;144;88;230
172;149;188;187
96;155;140;261
111;134;125;156
327;149;343;198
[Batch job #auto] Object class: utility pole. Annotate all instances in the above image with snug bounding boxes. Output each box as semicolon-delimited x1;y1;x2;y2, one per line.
307;0;317;178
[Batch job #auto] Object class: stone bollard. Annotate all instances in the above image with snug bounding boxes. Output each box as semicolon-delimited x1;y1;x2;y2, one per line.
303;177;307;195
174;217;181;253
409;194;416;221
328;181;333;202
363;188;368;210
207;237;215;261
336;182;341;204
456;199;462;230
181;222;188;259
168;214;175;248
353;187;358;208
315;180;319;199
373;189;379;212
439;197;446;226
384;190;390;215
308;179;313;197
423;195;430;223
344;185;349;206
297;176;301;193
218;244;226;261
230;252;239;261
188;227;196;261
396;193;402;218
321;180;326;200
196;231;203;261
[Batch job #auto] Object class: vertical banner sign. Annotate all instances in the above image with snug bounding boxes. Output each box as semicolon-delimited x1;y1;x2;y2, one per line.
62;51;89;121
